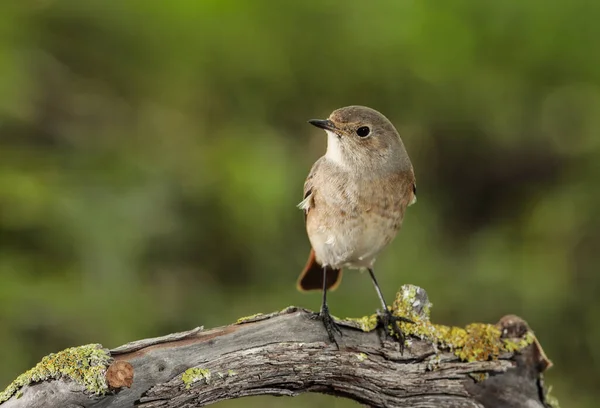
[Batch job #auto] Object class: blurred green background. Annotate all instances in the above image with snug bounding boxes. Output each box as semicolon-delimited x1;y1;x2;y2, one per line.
1;1;599;406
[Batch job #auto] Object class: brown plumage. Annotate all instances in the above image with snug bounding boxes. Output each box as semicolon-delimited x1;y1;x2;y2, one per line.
297;105;416;347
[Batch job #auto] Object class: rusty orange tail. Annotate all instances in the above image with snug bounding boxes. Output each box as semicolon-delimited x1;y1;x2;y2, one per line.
297;249;343;292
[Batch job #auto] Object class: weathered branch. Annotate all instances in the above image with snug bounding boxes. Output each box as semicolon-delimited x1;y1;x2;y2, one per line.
0;285;557;408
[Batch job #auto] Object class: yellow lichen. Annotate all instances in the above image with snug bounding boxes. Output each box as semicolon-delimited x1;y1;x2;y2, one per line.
341;287;534;363
344;314;379;332
389;288;535;362
469;372;489;382
394;284;433;320
0;344;112;403
356;353;368;362
503;331;535;352
182;368;212;389
235;313;264;324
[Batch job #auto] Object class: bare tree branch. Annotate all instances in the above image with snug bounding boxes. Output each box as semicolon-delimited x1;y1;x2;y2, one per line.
0;285;556;408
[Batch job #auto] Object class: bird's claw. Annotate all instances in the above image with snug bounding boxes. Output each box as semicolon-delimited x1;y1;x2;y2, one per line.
378;309;413;353
313;304;342;346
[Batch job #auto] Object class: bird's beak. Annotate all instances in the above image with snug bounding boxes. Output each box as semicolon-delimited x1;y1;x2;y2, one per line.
308;119;337;132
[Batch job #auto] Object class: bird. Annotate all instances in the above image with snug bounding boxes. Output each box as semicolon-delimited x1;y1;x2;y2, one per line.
297;105;417;348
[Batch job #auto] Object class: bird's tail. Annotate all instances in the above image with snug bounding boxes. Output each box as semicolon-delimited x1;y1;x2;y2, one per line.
297;249;343;291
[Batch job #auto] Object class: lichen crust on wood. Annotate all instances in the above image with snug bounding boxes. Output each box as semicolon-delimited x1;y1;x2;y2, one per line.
341;284;537;363
0;344;112;403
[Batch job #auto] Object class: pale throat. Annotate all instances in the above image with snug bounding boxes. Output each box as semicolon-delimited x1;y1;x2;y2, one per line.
325;130;346;166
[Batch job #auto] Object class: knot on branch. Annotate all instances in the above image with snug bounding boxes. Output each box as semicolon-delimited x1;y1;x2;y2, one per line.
106;361;134;389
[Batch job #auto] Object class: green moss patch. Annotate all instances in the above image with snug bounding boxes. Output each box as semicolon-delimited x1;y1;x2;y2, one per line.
0;344;112;403
344;285;535;363
392;287;534;361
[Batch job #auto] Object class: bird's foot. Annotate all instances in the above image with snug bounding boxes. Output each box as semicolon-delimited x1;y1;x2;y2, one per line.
378;308;413;353
312;304;342;346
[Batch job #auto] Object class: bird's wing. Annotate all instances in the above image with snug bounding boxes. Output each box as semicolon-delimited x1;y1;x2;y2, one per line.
297;157;324;221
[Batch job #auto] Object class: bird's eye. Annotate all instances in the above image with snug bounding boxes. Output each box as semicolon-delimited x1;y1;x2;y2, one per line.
356;126;370;137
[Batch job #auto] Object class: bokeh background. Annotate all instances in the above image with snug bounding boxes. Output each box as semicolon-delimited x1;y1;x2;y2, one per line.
1;1;599;406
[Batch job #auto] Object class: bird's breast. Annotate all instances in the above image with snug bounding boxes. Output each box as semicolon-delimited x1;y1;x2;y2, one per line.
306;172;411;269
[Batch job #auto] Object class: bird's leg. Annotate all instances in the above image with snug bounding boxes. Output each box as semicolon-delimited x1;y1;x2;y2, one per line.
368;268;413;352
318;266;342;345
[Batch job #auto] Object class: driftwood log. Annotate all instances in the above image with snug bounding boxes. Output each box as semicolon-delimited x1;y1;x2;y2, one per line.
0;285;556;408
